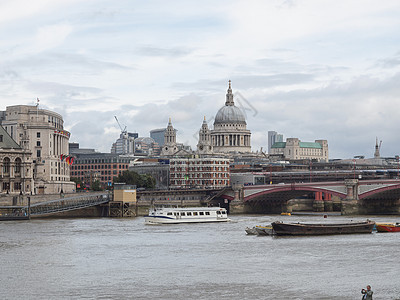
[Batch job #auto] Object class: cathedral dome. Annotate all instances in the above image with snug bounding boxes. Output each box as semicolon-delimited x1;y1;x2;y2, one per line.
214;80;246;125
214;105;246;124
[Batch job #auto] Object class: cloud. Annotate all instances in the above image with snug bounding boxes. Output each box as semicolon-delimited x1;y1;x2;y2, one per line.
135;46;194;58
1;0;400;159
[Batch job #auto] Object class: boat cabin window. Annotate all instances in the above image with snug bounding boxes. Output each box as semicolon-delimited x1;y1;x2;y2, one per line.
205;212;210;215
167;212;173;216
193;212;198;216
187;212;192;216
222;211;226;214
217;211;221;214
174;212;178;216
199;212;204;216
181;212;186;216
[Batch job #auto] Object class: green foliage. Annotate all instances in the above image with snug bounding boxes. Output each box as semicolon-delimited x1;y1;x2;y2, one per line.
70;177;84;190
113;170;156;189
91;179;102;191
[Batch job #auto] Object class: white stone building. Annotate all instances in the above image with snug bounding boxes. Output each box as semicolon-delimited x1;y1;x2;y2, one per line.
0;125;33;194
0;105;75;194
270;138;329;162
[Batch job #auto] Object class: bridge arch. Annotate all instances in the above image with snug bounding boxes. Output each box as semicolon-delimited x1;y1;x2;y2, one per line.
359;183;400;200
244;186;347;203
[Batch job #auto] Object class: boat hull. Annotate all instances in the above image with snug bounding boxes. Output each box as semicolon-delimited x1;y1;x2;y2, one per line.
376;223;400;232
272;221;375;236
254;226;274;235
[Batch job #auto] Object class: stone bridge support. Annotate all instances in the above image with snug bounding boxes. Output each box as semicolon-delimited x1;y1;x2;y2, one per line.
342;179;360;214
229;184;245;213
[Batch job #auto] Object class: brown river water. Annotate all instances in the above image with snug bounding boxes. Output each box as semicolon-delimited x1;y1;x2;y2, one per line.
1;214;399;299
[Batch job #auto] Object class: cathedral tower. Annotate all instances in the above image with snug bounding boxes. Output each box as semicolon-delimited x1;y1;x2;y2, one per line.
160;118;178;156
197;116;213;155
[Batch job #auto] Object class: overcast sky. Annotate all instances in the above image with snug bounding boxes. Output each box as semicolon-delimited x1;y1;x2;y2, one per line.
1;0;400;159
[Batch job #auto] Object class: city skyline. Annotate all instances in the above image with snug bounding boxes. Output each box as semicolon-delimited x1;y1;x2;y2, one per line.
1;0;400;158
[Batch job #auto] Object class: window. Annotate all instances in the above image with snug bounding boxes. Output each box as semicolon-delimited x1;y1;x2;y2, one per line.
14;182;21;190
36;141;41;147
3;158;10;173
180;212;186;216
199;212;204;215
15;158;22;174
205;212;210;215
0;135;2;142
37;132;40;138
37;150;41;158
187;212;192;216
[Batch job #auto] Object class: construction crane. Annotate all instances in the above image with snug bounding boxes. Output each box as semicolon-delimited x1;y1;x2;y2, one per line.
114;116;127;134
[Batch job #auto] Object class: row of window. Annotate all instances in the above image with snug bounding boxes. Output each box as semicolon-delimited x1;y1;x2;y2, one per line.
171;173;228;178
168;211;212;216
170;160;229;165
71;164;128;170
171;180;229;185
2;182;21;190
76;159;131;164
171;167;228;172
2;158;22;173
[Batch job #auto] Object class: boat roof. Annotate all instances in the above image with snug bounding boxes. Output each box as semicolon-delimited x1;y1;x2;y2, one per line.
153;206;226;211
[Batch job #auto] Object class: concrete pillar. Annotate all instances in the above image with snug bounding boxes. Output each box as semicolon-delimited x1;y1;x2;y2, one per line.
230;184;245;213
324;193;333;212
342;179;360;215
313;191;324;212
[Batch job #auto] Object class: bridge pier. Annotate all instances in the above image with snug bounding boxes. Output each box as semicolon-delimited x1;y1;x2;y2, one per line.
341;179;360;215
229;184;246;213
312;192;324;212
331;195;341;211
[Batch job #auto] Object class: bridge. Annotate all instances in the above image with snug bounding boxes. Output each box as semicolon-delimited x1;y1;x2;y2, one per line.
0;193;111;220
27;193;111;216
221;179;400;214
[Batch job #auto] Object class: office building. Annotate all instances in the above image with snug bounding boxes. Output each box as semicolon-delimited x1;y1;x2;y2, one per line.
1;105;75;194
268;131;283;153
270;138;329;162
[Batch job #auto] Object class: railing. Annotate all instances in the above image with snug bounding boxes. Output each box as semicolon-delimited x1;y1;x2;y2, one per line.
25;193;111;216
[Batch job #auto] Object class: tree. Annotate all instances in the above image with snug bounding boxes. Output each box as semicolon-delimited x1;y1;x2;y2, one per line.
70;177;83;190
113;170;156;189
91;179;102;191
142;174;156;189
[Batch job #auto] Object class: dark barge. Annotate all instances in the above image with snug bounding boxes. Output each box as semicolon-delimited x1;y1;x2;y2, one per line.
271;220;375;236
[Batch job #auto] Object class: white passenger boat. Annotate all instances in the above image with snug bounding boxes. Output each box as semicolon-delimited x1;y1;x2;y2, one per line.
144;206;230;224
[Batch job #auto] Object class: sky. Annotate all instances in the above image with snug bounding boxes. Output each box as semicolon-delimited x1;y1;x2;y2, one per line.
1;0;400;159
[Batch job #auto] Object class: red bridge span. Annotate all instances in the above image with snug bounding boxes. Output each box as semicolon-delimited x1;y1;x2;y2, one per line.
220;179;400;214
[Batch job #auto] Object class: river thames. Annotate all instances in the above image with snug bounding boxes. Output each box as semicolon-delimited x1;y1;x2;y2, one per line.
1;215;399;299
